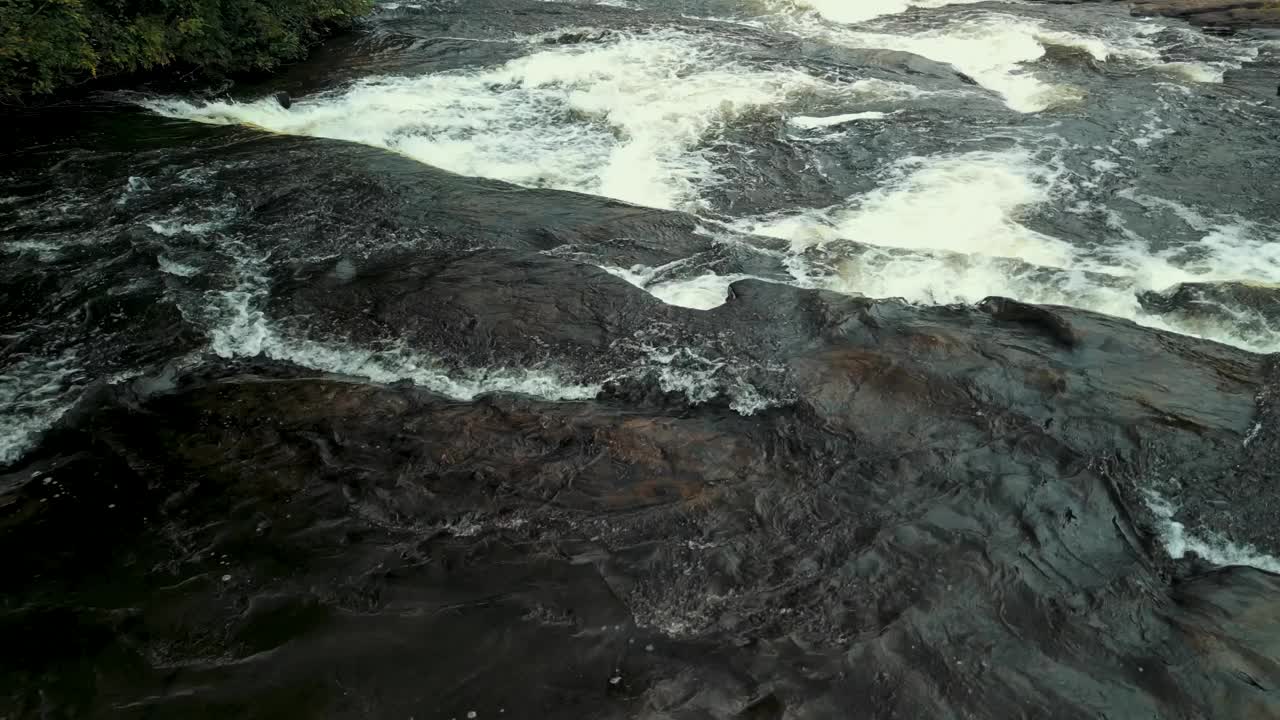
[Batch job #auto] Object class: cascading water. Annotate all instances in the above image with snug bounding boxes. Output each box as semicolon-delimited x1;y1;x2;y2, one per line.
4;1;1280;717
140;1;1280;348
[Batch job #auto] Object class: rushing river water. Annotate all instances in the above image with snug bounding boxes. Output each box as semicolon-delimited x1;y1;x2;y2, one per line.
147;0;1280;332
5;1;1280;717
5;0;1279;466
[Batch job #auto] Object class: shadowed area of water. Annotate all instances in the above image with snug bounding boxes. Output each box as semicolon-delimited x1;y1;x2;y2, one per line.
3;0;1280;717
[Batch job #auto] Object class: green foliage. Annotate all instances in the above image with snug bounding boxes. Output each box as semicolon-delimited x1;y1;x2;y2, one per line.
0;0;371;100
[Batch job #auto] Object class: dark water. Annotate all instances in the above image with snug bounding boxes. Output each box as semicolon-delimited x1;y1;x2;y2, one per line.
4;0;1280;717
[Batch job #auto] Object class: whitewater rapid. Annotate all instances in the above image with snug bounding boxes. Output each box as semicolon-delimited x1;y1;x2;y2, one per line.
0;0;1273;503
141;2;1280;355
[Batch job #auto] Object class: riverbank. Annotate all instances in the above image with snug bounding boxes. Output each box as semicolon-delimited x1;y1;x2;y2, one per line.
0;0;371;103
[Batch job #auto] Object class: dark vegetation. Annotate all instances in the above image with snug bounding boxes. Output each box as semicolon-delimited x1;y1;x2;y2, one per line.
0;0;372;101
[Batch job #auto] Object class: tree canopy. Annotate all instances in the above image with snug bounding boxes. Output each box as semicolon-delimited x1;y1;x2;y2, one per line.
0;0;371;100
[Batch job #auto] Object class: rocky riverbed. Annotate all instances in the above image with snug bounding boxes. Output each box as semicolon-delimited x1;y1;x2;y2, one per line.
3;0;1280;717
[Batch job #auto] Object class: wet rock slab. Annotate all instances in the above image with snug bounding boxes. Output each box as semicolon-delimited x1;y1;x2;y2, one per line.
1032;0;1280;31
4;75;1280;716
1131;0;1280;29
5;248;1280;718
1139;280;1280;342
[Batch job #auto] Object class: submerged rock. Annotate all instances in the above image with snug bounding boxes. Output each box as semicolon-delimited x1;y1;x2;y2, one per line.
1139;280;1280;314
1138;280;1280;345
797;44;980;86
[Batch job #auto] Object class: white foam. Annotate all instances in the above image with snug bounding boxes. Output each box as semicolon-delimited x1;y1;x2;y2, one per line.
540;0;637;7
733;145;1280;352
2;239;69;262
1111;191;1280;289
116;176;152;205
1145;490;1280;574
1050;203;1280;352
647;273;754;310
792;239;1155;327
157;256;200;277
650;363;776;414
1244;421;1263;448
143;30;844;211
602;262;758;311
626;343;782;415
789;111;888;128
205;241;273;358
190;244;774;411
260;334;602;401
191;241;599;400
825;16;1144;112
133;6;1278;362
789;0;995;24
1156;61;1225;84
770;10;1212;113
0;350;84;466
1129;111;1175;148
743;149;1074;267
1154;24;1264;84
147;218;229;237
599;264;657;289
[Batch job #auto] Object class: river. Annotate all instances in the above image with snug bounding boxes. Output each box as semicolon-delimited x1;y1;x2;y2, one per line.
3;1;1280;717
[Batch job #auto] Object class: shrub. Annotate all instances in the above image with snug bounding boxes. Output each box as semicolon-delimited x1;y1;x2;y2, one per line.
0;0;372;100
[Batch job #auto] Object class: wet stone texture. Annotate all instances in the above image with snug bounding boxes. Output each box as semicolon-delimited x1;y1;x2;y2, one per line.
5;253;1280;718
1131;0;1280;30
2;9;1280;715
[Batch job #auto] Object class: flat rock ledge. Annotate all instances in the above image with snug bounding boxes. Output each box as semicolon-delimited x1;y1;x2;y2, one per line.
1131;0;1280;30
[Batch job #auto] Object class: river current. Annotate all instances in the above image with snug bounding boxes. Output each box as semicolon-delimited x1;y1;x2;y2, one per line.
6;2;1280;716
148;0;1280;331
3;1;1278;468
